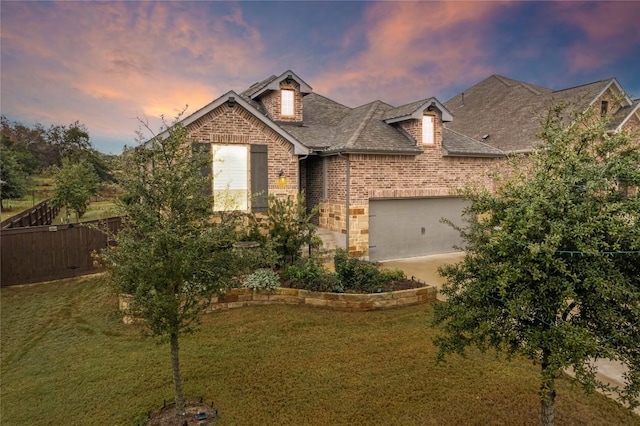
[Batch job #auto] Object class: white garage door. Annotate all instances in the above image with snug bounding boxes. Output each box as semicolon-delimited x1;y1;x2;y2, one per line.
368;197;468;261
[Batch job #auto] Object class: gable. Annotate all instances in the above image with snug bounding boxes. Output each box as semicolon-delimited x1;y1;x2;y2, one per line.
162;91;310;156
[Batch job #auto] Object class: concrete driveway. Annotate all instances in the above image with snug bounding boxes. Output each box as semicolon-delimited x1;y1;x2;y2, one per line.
380;252;464;301
381;252;639;414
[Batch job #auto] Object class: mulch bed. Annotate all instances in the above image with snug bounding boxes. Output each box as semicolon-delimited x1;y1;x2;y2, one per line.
380;278;425;292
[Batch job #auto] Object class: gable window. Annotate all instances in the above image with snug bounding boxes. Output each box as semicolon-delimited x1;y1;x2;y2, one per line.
601;100;609;116
213;145;248;211
422;115;434;145
281;89;294;116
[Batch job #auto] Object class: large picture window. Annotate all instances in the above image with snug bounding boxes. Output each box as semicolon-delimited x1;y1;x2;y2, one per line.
213;145;248;211
281;90;294;116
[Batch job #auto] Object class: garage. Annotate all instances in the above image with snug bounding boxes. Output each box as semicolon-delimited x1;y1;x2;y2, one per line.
368;197;468;261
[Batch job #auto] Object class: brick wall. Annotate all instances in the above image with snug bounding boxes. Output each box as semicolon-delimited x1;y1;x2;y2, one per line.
187;102;299;201
304;156;324;224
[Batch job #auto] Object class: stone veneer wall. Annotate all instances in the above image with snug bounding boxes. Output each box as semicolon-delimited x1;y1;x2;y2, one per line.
119;285;437;323
319;201;346;235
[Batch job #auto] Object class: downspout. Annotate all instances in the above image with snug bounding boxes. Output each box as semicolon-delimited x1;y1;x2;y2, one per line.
298;153;309;193
338;151;350;255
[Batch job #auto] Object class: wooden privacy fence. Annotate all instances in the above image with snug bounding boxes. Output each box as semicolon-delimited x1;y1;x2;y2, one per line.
1;217;122;287
0;198;60;229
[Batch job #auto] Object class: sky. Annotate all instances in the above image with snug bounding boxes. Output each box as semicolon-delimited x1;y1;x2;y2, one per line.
1;1;639;155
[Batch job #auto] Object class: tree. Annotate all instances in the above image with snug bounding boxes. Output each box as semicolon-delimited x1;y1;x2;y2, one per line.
0;147;31;208
433;104;640;426
100;117;241;417
1;116;112;178
53;159;99;221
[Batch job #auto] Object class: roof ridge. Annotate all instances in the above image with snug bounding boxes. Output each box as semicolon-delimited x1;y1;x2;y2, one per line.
551;78;613;94
345;101;381;148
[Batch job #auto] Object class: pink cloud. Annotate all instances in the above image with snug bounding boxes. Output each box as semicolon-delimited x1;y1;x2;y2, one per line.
549;2;640;71
313;1;508;106
1;1;265;151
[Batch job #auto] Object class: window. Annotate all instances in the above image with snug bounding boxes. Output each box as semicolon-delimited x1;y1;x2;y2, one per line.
601;100;609;116
281;90;294;116
422;116;434;145
213;145;248;211
208;144;268;212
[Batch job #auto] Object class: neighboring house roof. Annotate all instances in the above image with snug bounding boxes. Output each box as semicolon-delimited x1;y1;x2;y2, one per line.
444;74;636;153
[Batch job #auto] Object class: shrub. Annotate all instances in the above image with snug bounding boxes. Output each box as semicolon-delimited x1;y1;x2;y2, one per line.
284;258;344;293
265;192;320;265
334;249;403;293
380;268;406;282
243;269;281;291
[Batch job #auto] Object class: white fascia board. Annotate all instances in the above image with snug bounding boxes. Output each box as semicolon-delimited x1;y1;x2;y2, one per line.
615;102;640;132
588;79;632;111
384;98;454;124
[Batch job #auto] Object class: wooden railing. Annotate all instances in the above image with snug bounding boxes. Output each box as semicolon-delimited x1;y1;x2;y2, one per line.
0;199;60;229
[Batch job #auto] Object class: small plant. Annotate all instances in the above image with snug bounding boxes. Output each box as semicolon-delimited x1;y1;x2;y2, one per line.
243;269;281;291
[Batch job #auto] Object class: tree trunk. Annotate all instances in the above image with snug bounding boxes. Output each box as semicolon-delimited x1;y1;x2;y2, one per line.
540;351;556;426
170;332;186;417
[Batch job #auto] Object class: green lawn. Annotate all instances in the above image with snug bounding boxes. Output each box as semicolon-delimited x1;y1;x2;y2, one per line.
1;276;638;426
52;200;118;224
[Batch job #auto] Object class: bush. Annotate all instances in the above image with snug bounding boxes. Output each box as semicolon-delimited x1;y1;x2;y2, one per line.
243;269;281;291
334;249;404;293
265;192;320;266
380;268;406;282
284;258;344;293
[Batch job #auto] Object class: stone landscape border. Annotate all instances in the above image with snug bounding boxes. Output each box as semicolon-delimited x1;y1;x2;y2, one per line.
119;286;437;323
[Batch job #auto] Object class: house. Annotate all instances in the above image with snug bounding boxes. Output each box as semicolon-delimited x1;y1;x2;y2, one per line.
175;70;639;261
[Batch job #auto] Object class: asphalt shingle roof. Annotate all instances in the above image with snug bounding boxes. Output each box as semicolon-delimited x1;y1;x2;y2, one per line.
444;75;619;153
442;128;505;157
239;72;615;157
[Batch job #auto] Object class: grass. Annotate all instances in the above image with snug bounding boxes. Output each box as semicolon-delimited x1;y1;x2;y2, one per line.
0;175;55;221
2;276;639;426
53;201;119;224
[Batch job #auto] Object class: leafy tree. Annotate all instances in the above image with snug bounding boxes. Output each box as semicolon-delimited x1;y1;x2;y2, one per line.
1;116;112;179
433;105;640;426
53;159;99;221
0;147;31;208
100;117;241;417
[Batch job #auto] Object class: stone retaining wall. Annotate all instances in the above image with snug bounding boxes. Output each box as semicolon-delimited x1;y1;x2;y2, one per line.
119;286;437;323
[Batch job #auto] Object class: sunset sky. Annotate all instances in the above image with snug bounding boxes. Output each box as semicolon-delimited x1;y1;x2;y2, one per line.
1;1;639;154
